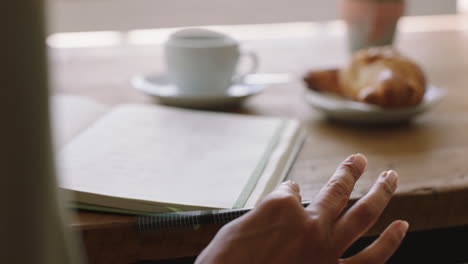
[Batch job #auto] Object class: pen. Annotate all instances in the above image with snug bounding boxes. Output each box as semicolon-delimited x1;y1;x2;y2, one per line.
137;201;311;232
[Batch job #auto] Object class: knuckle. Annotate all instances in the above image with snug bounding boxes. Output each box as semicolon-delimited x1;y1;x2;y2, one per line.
355;201;380;223
341;160;362;180
326;178;352;198
386;230;403;248
377;180;395;196
277;193;299;207
305;207;321;222
262;193;298;212
304;217;322;234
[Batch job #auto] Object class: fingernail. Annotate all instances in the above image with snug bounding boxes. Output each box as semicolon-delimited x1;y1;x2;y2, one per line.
386;170;398;187
350;154;367;174
399;221;409;238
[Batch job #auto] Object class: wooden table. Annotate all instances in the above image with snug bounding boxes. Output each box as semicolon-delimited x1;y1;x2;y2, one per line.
50;16;468;263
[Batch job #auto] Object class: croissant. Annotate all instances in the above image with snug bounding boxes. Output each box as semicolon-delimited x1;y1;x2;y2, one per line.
304;47;426;108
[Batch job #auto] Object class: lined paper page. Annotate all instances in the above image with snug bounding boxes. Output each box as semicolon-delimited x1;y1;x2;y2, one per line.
58;104;284;211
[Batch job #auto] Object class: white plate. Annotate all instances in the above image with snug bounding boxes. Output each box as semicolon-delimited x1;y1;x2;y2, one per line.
304;85;446;123
132;73;266;109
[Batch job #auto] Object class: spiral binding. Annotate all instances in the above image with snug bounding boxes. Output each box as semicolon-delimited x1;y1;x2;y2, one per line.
137;209;247;232
137;201;310;232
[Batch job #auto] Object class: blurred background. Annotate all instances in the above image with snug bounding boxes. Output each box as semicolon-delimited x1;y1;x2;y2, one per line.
46;0;465;48
47;0;458;32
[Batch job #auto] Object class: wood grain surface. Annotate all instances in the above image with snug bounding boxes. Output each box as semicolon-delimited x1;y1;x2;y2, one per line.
51;18;468;263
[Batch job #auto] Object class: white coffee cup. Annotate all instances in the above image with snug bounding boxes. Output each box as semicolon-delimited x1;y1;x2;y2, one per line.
165;28;258;95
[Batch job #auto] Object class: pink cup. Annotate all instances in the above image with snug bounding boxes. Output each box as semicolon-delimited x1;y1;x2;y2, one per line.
339;0;405;52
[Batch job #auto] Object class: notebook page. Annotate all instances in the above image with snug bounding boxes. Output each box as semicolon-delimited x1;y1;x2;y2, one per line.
58;104;284;210
51;95;109;148
244;121;305;207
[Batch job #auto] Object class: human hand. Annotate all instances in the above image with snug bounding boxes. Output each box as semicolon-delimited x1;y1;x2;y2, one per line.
196;154;408;264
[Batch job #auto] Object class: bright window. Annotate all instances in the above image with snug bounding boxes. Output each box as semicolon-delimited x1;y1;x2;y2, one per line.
46;0;457;33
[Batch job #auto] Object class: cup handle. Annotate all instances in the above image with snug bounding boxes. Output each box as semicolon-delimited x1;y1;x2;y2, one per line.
233;51;259;83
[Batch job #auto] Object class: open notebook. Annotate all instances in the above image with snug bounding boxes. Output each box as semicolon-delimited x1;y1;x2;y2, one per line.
52;95;305;214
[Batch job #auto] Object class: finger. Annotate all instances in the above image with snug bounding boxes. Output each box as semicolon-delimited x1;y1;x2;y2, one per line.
261;180;302;203
252;181;303;220
310;154;367;221
340;220;409;264
335;170;398;251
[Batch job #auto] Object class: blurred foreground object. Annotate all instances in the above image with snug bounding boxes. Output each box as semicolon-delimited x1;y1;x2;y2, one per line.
1;1;82;263
340;0;405;52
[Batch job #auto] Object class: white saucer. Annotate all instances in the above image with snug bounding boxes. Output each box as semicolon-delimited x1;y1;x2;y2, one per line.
304;85;446;124
132;73;266;109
